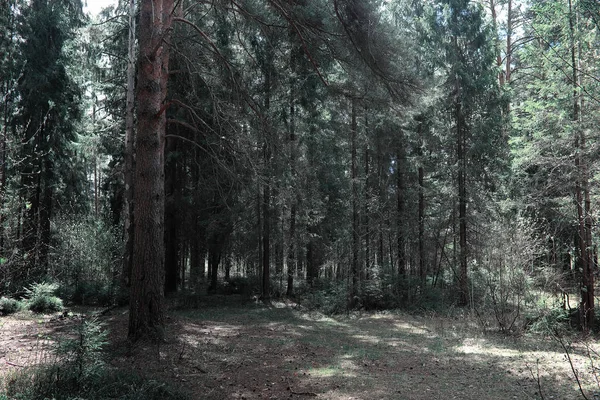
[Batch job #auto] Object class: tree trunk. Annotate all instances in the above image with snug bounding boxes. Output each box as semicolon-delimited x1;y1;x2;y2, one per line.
457;94;469;307
363;109;370;280
262;170;271;300
569;0;594;329
350;97;359;307
286;80;297;296
123;0;136;288
396;142;406;276
128;0;174;342
164;136;179;294
417;119;425;282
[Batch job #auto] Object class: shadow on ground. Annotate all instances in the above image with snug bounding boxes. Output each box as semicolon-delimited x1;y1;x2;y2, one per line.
101;296;591;400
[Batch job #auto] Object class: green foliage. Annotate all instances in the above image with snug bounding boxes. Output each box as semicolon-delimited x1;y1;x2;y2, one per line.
1;317;187;400
299;280;349;315
0;297;24;315
526;307;572;334
56;317;108;383
472;218;543;333
24;283;64;313
50;217;122;306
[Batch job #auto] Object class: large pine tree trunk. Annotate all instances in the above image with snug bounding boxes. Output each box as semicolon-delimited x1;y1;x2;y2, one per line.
123;0;136;288
128;0;173;342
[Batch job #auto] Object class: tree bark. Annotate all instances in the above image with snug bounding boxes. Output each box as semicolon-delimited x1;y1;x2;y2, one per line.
123;0;136;288
396;140;406;276
456;92;469;307
128;0;174;342
418;119;425;282
350;97;359;307
363;109;370;280
261;53;273;301
286;82;297;296
164;136;179;294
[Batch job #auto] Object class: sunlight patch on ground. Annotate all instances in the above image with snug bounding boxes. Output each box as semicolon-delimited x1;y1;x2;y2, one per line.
394;321;434;336
295;324;316;331
456;337;561;359
297;312;348;327
351;333;382;345
179;323;241;347
307;365;344;377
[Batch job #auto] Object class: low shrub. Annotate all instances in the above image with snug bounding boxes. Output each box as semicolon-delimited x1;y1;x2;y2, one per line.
525;307;573;333
0;297;24;315
1;317;188;400
24;283;64;313
299;280;348;314
28;295;63;313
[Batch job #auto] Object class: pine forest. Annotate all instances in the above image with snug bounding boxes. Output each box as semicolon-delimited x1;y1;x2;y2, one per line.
2;0;600;399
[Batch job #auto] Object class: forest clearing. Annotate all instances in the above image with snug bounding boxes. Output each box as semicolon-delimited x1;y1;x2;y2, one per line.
1;296;597;400
4;0;600;398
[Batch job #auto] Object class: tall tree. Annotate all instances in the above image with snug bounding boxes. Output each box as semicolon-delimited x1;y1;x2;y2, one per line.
128;0;174;342
123;0;136;289
426;0;506;306
17;0;83;276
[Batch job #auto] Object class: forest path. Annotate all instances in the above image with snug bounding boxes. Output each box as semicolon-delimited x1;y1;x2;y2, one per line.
0;298;591;399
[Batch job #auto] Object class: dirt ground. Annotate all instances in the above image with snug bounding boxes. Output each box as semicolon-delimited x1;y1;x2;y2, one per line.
1;297;598;400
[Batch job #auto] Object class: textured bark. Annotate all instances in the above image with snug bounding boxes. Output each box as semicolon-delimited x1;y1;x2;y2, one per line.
261;44;273;301
128;0;174;342
262;163;271;300
418;117;425;282
123;0;136;288
363;109;370;280
457;99;468;307
396;143;406;276
286;62;297;297
350;97;359;307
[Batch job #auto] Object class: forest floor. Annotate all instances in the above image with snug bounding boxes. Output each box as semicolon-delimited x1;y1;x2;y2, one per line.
0;296;598;400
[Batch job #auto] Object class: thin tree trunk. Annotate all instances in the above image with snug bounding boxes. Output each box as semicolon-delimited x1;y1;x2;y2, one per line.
397;141;406;276
569;0;594;329
350;97;359;307
164;132;180;294
261;52;272;301
286;82;297;296
457;91;468;307
262;170;271;300
505;0;513;86
128;0;174;342
364;109;370;280
417;119;425;282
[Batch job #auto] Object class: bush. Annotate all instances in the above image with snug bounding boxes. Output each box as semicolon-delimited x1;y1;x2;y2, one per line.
298;280;349;314
50;217;122;306
1;318;188;400
525;307;572;333
28;295;64;313
24;283;64;313
0;297;24;315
